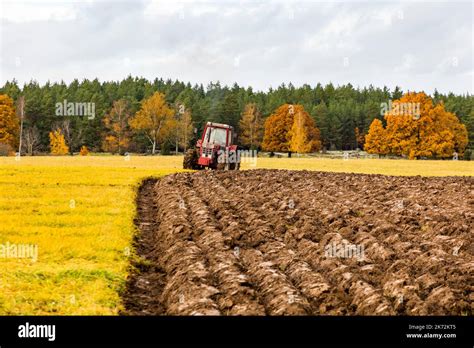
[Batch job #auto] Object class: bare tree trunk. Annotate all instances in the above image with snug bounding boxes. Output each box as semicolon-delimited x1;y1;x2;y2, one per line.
17;96;25;156
184;127;187;152
24;127;40;155
60;119;74;155
250;122;253;150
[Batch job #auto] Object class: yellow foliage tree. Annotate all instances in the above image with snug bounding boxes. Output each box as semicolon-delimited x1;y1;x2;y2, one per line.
102;135;119;154
366;92;468;159
239;103;264;149
102;99;131;155
174;105;193;152
288;110;321;153
102;135;129;154
49;129;69;155
129;92;175;154
0;94;20;149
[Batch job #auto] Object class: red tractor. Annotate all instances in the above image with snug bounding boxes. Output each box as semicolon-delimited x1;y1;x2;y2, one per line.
183;122;240;170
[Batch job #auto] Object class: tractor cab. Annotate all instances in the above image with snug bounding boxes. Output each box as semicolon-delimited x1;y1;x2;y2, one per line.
184;122;239;170
203;124;230;147
197;122;233;154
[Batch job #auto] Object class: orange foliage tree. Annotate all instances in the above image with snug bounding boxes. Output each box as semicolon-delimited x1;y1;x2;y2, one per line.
262;104;321;154
49;129;69;155
0;94;20;150
365;92;468;159
79;145;89;156
364;119;389;155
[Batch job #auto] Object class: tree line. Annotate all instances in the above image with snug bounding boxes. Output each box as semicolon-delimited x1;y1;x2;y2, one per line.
0;77;472;155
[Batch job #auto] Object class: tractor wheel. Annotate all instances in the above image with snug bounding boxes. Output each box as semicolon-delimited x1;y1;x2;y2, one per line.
183;149;198;169
216;163;226;170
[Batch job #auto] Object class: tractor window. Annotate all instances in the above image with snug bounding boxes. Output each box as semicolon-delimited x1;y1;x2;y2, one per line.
209;128;227;146
204;127;211;142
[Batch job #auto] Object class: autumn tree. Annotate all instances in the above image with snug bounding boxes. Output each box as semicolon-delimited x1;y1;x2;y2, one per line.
167;103;193;154
129;92;175;154
49;128;69;155
288;109;321;153
366;92;468;159
102;135;119;153
388;92;467;158
364;119;389;155
417;100;468;159
0;94;20;150
262;104;295;154
262;104;321;155
102;99;131;155
239;103;264;150
176;105;193;152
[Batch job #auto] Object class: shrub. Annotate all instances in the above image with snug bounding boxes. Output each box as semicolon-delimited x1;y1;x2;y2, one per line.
160;141;171;155
80;146;90;156
463;149;472;161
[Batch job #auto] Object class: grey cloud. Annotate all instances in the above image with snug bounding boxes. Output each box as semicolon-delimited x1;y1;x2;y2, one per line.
0;0;472;94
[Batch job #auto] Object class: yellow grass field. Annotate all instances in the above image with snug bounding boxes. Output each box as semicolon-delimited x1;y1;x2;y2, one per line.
0;155;472;315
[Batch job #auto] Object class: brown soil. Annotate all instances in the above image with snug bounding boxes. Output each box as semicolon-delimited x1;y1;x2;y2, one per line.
122;170;473;315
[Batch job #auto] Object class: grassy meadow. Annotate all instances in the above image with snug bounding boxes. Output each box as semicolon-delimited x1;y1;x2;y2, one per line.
0;155;472;315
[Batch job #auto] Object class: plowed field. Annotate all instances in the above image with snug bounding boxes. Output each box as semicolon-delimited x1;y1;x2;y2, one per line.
123;170;473;315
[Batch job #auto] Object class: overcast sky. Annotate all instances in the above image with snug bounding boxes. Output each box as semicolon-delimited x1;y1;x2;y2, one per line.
0;0;472;94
